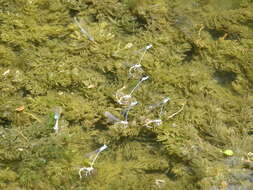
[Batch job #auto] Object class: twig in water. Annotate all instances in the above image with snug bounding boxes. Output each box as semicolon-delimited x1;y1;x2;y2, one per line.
23;111;42;123
168;101;186;119
13;129;28;142
145;119;162;128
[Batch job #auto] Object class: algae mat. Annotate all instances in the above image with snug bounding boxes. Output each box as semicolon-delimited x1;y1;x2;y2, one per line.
0;0;253;189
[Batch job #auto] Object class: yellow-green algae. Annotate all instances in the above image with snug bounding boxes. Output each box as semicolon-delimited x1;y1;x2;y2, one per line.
0;0;253;189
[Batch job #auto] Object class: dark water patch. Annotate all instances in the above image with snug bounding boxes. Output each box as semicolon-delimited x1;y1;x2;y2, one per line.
94;119;109;131
68;9;79;17
182;44;195;63
0;117;12;128
248;128;253;135
213;71;236;86
207;28;240;41
208;29;227;40
173;15;196;38
144;169;165;174
17;87;31;98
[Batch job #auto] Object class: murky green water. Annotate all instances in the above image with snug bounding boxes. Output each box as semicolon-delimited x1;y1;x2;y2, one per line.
0;0;253;189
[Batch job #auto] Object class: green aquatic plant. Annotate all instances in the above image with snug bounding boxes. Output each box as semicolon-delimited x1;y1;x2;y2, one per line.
0;0;253;189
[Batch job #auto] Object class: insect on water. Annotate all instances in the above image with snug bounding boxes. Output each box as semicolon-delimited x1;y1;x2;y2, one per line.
148;97;170;117
74;17;94;42
144;97;170;128
53;107;62;133
104;111;128;126
79;145;108;178
127;44;152;77
134;44;153;66
116;76;149;105
121;101;138;122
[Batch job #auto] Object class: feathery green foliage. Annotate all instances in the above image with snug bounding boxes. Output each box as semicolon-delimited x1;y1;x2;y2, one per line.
0;0;253;189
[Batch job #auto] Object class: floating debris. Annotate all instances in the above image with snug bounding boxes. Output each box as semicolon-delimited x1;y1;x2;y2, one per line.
155;179;166;189
222;149;234;156
2;69;10;76
15;105;25;112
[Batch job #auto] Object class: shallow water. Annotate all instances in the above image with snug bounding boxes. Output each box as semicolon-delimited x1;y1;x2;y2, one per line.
0;0;253;189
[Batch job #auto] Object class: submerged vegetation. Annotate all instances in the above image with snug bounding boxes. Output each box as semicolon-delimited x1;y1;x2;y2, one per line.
0;0;253;189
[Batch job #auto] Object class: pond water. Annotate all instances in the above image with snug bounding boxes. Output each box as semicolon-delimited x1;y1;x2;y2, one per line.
0;0;253;189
